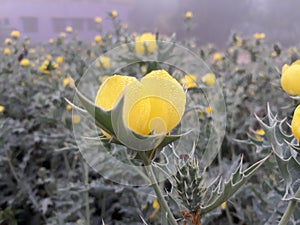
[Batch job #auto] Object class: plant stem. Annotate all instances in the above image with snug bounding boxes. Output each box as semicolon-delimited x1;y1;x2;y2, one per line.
140;153;178;225
83;161;90;225
278;188;300;225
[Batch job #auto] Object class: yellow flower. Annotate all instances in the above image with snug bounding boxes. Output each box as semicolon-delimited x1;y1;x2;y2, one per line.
292;105;300;141
111;10;118;18
140;66;147;74
63;77;75;88
94;16;102;23
66;104;72;111
94;35;102;43
98;56;110;69
205;107;212;114
49;38;54;44
213;53;222;61
180;74;197;89
4;38;12;45
135;33;156;55
253;33;265;40
0;105;5;113
72;115;81;124
29;48;36;54
201;73;216;86
185;11;193;20
271;51;277;57
20;59;30;67
95;70;186;136
281;60;300;96
149;199;160;220
56;56;64;64
254;129;265;141
66;26;73;33
4;48;11;55
221;202;227;210
11;30;20;38
60;32;66;38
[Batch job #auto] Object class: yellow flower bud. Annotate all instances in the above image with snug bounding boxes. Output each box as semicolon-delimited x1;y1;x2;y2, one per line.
292;105;300;141
135;33;156;55
281;60;300;96
201;73;216;86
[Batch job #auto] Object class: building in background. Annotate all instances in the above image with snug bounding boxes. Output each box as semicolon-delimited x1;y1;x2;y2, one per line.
0;0;134;42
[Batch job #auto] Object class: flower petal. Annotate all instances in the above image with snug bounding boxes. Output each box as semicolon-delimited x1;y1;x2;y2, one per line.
141;70;186;134
95;75;137;110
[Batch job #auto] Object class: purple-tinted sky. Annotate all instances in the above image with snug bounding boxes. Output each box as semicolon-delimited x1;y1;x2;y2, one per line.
1;0;300;47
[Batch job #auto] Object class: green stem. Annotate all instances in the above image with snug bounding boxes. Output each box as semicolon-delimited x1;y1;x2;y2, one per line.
278;188;300;225
83;161;90;225
140;153;178;225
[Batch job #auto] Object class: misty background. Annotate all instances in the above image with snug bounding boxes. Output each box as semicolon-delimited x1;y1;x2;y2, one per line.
0;0;300;47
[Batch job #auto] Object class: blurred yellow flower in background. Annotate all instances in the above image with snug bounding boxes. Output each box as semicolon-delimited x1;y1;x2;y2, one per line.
201;73;216;86
66;26;73;33
10;30;20;38
98;56;110;69
253;33;266;40
20;59;30;67
66;104;72;111
254;129;265;141
3;48;11;55
60;32;66;38
56;56;64;64
213;53;222;61
63;77;75;88
292;105;300;141
185;11;193;20
221;202;227;210
149;199;160;220
180;74;197;89
281;60;300;96
111;10;118;18
135;33;156;55
94;35;102;43
94;16;102;23
95;70;186;136
4;38;12;45
72;115;81;124
0;105;5;113
205;107;212;114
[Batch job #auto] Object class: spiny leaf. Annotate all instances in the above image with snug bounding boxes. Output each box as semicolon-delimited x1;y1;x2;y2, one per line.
200;154;270;215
